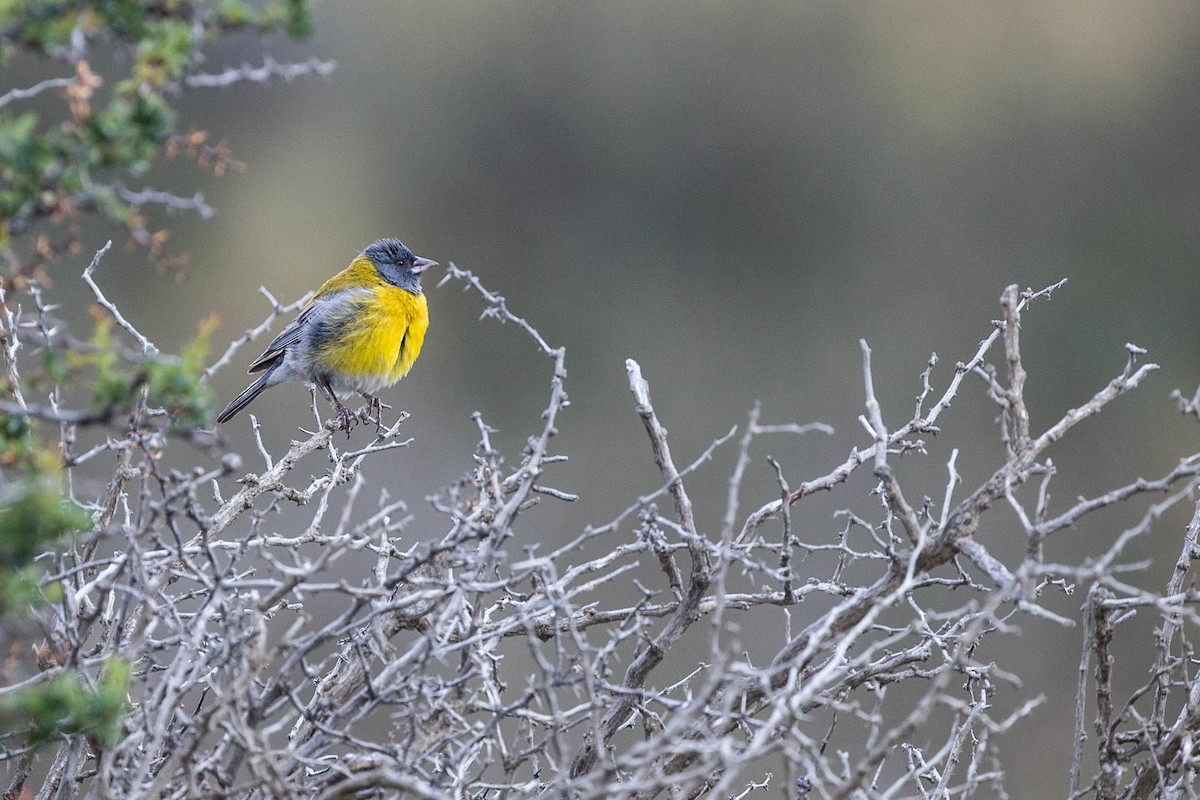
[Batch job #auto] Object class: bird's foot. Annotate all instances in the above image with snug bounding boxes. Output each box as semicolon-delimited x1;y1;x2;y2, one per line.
365;396;392;429
333;401;357;438
320;381;357;438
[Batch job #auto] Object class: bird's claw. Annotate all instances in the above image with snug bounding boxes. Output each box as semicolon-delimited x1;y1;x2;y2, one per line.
334;403;356;438
365;397;393;429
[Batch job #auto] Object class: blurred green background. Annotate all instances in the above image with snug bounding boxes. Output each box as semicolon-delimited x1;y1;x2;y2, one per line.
22;2;1200;795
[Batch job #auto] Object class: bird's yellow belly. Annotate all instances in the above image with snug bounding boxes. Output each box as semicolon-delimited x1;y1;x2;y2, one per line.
315;286;428;395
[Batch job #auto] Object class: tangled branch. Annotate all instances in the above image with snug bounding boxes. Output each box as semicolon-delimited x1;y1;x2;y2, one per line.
3;267;1200;800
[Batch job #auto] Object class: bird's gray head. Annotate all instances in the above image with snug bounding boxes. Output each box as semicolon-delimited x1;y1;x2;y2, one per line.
363;238;438;294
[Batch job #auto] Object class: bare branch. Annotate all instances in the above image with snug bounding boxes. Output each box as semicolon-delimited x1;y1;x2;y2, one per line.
80;240;158;355
179;56;337;89
0;75;76;109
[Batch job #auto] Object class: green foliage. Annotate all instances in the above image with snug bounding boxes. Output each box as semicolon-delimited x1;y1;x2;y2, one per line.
36;347;71;390
277;0;314;38
0;453;82;614
0;111;58;224
0;1;313;58
86;86;174;172
143;314;219;427
0;412;34;467
133;19;194;87
73;311;217;426
0;563;61;619
81;310;129;411
0;0;313;242
0;428;125;751
0;382;127;753
0;657;131;749
0;473;91;571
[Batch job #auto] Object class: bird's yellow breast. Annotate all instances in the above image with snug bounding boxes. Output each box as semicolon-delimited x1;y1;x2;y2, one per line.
311;258;429;391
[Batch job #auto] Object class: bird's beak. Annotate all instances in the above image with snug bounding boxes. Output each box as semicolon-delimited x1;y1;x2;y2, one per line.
412;256;438;274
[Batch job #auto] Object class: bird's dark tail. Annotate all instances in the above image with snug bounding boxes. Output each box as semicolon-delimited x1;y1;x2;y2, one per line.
216;369;275;424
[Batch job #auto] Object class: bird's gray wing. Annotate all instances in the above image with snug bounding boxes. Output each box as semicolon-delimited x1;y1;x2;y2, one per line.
246;305;318;373
246;288;369;374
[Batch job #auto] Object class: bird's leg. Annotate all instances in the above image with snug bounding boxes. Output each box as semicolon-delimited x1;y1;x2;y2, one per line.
320;379;355;437
368;396;383;428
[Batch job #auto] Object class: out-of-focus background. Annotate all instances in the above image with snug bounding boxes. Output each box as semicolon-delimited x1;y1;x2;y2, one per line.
35;3;1200;795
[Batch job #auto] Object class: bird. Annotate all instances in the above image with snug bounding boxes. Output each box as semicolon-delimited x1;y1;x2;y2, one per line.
216;237;436;432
